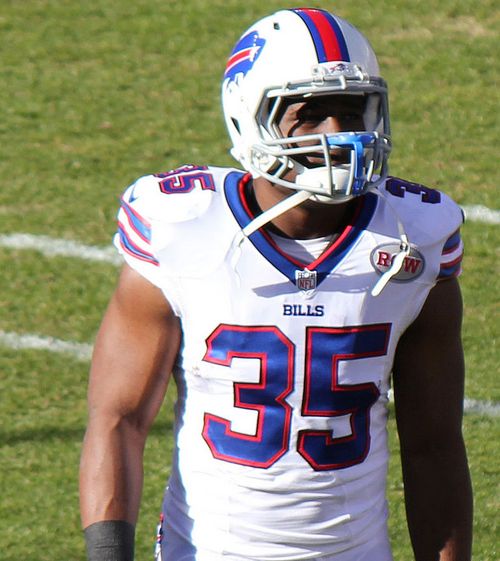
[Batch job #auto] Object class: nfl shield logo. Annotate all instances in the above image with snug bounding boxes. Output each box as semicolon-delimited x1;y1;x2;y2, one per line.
295;269;317;291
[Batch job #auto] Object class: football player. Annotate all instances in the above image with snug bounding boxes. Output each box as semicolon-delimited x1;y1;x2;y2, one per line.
80;8;473;561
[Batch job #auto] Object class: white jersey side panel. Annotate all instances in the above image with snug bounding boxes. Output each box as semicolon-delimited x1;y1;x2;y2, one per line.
115;166;464;560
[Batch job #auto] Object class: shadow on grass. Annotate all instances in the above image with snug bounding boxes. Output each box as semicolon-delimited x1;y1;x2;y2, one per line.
0;420;173;446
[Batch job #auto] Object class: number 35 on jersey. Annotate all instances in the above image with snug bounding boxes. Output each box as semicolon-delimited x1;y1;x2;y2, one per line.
202;322;391;471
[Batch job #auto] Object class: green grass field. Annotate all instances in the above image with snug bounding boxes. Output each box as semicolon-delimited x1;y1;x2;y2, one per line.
0;1;498;559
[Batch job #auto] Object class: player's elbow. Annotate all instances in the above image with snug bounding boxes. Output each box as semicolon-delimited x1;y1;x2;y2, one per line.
86;405;152;444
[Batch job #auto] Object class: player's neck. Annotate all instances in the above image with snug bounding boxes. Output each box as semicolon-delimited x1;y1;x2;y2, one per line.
251;177;359;240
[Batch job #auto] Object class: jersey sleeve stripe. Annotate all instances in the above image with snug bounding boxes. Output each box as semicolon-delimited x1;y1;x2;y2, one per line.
117;225;159;266
441;254;463;270
442;241;461;255
441;239;464;262
438;254;463;279
442;229;461;254
438;228;463;279
120;198;152;243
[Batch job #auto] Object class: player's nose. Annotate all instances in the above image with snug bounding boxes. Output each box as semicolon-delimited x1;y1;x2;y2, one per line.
319;115;342;134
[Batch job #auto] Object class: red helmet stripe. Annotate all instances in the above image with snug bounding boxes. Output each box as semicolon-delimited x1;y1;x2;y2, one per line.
293;8;350;62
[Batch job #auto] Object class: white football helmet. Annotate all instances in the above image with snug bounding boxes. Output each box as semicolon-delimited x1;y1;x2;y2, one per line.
222;8;391;204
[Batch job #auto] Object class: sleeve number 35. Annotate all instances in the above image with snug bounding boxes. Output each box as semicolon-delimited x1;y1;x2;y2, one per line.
202;323;391;471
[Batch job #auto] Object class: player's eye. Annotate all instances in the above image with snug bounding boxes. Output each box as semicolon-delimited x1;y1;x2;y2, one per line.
298;105;329;122
342;112;364;122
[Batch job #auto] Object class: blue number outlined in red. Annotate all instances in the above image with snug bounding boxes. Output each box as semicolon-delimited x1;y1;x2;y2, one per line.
385;178;441;204
156;165;215;194
201;323;391;471
299;324;391;470
202;325;294;468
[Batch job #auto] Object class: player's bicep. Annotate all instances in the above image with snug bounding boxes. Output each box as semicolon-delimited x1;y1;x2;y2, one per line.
392;278;465;451
87;264;181;432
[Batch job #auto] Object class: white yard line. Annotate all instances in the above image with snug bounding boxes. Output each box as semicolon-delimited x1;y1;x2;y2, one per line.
0;233;122;265
386;388;499;417
462;204;500;225
0;204;498;264
463;398;500;417
0;330;93;362
0;203;497;264
0;205;498;416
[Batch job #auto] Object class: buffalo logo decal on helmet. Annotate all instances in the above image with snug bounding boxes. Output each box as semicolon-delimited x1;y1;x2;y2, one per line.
224;31;266;83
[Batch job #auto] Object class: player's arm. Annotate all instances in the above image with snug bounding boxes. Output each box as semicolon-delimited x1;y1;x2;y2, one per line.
392;277;473;561
79;263;181;560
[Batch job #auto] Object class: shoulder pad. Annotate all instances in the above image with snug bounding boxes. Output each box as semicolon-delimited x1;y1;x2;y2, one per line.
121;165;239;224
116;165;244;278
382;177;464;244
377;177;465;281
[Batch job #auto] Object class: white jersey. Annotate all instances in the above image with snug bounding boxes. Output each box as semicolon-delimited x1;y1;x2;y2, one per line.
115;165;464;560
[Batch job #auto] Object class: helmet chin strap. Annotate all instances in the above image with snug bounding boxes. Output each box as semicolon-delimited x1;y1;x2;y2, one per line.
240;189;313;238
370;233;410;296
232;179;410;298
369;187;411;296
229;189;313;281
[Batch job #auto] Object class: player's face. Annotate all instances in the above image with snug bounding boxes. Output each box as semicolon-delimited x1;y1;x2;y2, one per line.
278;94;366;136
277;94;366;166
